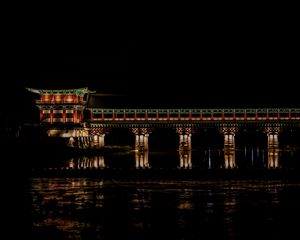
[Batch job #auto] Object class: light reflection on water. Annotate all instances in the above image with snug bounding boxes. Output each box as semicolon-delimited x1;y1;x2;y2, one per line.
30;178;300;239
30;148;300;239
52;147;300;171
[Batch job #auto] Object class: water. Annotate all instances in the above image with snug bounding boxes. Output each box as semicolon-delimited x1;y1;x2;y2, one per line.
27;147;300;239
31;146;300;171
30;178;300;239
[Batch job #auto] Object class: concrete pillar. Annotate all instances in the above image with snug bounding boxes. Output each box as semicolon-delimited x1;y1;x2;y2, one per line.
144;134;149;151
90;127;106;149
135;134;140;151
188;134;192;150
264;126;281;168
68;137;75;147
132;128;151;151
179;134;184;145
135;134;144;151
220;126;237;169
93;135;99;148
98;134;105;148
176;127;192;151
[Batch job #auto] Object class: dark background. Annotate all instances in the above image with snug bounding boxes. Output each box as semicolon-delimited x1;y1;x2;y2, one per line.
2;6;299;125
1;6;300;238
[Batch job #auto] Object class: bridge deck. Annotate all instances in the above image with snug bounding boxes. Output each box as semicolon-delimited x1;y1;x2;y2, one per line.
87;108;300;125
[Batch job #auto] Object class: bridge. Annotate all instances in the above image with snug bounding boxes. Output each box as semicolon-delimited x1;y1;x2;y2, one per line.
27;87;300;169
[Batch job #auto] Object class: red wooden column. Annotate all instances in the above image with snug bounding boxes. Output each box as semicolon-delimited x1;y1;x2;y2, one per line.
40;110;43;122
77;110;81;123
50;109;53;124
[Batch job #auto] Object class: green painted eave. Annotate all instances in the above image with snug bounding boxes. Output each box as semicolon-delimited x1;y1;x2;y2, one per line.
26;87;91;96
86;108;300;114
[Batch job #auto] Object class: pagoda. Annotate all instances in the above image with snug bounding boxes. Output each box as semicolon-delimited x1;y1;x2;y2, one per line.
26;87;91;124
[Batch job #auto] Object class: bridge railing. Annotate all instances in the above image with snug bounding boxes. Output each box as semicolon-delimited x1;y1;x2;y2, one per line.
36;100;86;105
86;108;300;122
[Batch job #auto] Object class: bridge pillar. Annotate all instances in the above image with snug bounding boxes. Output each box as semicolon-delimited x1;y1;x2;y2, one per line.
73;129;90;149
68;136;75;147
132;128;151;151
90;127;106;149
176;127;192;151
264;126;281;168
135;150;150;169
219;127;237;169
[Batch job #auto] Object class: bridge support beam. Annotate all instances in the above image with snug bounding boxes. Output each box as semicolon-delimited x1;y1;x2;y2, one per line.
93;134;105;148
176;126;192;168
132;128;151;151
176;127;192;151
219;126;237;169
264;126;281;168
90;127;106;149
72;128;90;149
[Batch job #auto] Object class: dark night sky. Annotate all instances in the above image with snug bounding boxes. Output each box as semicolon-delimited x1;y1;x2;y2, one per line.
3;8;299;123
2;7;300;238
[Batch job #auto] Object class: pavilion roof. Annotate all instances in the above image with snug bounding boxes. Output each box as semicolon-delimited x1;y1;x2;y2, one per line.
26;87;92;96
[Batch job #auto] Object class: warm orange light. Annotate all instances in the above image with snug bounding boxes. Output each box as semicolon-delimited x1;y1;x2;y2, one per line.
55;94;62;102
42;94;51;102
66;95;74;102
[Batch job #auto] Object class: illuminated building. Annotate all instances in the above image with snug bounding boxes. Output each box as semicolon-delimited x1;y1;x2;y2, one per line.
27;87;299;167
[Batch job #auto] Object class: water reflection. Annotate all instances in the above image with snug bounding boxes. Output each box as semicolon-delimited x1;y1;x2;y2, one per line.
224;147;236;169
55;145;300;171
30;178;300;239
221;127;237;169
68;155;105;169
179;150;192;169
266;127;280;169
135;150;150;169
268;147;279;169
